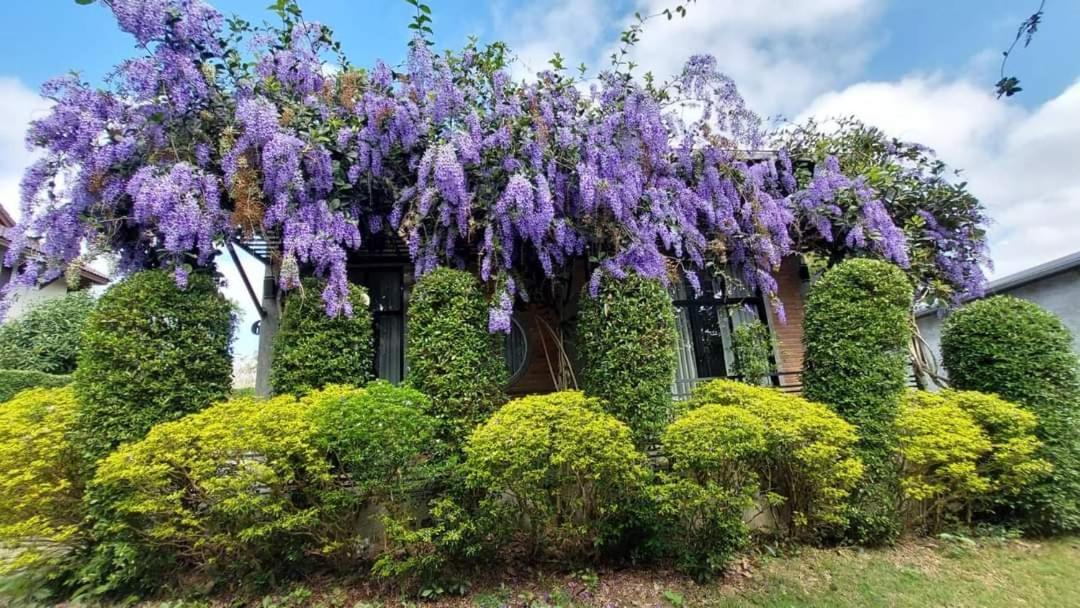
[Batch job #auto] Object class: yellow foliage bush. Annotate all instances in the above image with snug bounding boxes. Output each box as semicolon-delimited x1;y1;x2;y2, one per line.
0;387;84;575
895;390;1051;531
685;379;864;540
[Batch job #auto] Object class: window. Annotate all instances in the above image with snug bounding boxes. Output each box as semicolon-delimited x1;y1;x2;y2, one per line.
349;268;405;383
504;315;529;382
672;273;772;398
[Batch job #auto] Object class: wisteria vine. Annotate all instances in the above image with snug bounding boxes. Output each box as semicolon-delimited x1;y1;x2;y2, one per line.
2;0;987;327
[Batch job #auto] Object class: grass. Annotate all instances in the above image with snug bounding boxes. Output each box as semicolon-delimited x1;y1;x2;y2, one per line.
702;536;1080;608
32;536;1080;607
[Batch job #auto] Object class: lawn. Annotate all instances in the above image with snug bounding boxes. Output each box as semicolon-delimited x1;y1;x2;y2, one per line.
128;536;1080;608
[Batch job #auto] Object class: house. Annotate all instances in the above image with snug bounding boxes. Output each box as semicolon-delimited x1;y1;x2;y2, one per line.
917;250;1080;387
0;204;109;320
236;231;811;398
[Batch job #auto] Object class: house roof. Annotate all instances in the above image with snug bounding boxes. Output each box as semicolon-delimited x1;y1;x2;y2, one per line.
0;203;110;287
0;205;14;229
917;249;1080;318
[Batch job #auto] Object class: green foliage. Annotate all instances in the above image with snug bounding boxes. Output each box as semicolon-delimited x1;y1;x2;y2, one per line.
0;388;85;579
686;380;864;541
407;267;506;444
942;296;1080;532
84;393;341;593
463;391;647;560
307;381;435;498
802;258;913;544
73;270;235;464
651;405;763;578
732;320;773;385
0;369;71;403
271;278;374;395
895;390;1051;532
0;292;96;374
577;274;677;445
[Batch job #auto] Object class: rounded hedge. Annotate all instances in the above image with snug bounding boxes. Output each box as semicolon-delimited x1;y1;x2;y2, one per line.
0;369;72;403
271;278;374;395
653;405;764;578
407;267;506;443
463;391;646;560
0;291;96;374
801;258;913;544
307;381;436;498
73;270;235;464
687;379;864;541
85;394;341;592
577;274;677;445
0;387;85;577
941;296;1080;532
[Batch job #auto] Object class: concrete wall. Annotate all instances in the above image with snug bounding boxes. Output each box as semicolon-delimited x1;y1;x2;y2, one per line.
917;267;1080;388
2;281;69;321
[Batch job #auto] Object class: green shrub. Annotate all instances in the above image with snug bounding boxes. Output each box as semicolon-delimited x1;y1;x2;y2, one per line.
0;292;96;374
895;390;1051;532
84;393;342;593
0;388;85;578
73;270;235;464
463;392;646;560
271;278;374;395
408;267;506;444
307;381;436;498
686;380;864;541
0;369;71;403
732;320;773;385
652;405;764;578
802;258;913;544
578;274;677;445
941;296;1080;532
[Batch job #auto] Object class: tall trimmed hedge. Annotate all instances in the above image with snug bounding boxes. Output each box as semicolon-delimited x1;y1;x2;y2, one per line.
578;274;677;445
941;296;1080;532
407;267;506;443
0;291;96;374
802;258;913;544
73;270;234;464
271;278;375;395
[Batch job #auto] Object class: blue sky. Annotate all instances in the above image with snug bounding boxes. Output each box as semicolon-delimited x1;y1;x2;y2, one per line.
1;0;1078;361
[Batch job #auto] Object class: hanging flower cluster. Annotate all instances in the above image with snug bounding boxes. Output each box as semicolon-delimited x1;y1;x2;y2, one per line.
3;0;987;325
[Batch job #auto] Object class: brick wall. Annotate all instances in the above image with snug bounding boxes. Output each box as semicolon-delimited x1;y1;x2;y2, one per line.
769;256;807;388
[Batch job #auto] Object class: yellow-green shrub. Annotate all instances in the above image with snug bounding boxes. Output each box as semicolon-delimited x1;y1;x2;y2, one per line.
652;405;764;578
85;393;343;592
0;388;84;576
685;380;864;541
463;392;647;560
895;390;1051;531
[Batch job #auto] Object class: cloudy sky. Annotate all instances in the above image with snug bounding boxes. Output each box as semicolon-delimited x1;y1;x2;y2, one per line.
1;0;1077;358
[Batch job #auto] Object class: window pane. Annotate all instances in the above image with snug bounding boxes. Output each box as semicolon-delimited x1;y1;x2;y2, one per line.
673;307;699;398
367;271;402;312
375;315;403;383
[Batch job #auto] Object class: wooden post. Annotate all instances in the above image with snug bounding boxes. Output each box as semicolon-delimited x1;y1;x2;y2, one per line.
254;259;280;397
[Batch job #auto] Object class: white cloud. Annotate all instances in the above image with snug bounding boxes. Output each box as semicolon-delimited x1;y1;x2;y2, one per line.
0;78;51;220
797;75;1080;278
617;0;885;117
492;0;616;79
496;0;885;117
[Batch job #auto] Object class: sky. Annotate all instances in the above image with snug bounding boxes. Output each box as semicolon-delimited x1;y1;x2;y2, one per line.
1;0;1078;360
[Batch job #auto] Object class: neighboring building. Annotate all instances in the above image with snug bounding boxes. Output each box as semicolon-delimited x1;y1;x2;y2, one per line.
0;204;109;320
238;229;811;398
917;250;1080;387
